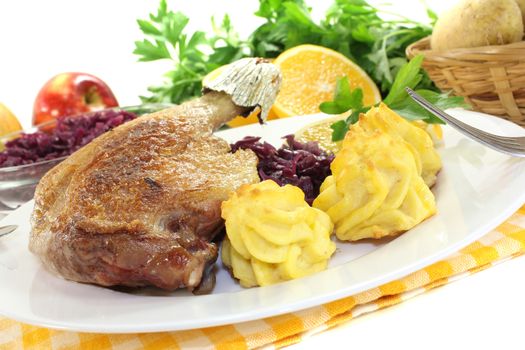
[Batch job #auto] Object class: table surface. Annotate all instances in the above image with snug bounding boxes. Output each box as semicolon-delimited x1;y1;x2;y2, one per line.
2;1;524;349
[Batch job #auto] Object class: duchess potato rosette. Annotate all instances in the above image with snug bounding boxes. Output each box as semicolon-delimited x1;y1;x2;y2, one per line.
221;180;335;287
360;104;442;187
313;105;438;241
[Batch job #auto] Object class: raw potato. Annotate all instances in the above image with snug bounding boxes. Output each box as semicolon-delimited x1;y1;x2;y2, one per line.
516;0;525;25
431;0;524;51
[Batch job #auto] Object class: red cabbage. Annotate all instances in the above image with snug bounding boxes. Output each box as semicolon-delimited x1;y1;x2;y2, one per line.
0;110;137;168
231;135;334;204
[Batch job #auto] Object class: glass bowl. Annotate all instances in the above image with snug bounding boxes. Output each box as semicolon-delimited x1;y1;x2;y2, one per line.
0;104;173;210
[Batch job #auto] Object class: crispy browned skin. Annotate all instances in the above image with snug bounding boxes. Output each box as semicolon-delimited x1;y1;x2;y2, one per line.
29;92;259;291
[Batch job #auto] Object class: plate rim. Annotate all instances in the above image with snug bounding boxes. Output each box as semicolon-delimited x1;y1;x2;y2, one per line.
1;109;525;333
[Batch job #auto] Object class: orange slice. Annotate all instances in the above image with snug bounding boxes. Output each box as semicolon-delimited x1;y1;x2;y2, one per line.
0;103;22;137
226;107;279;127
296;115;444;155
295;115;347;153
272;44;381;117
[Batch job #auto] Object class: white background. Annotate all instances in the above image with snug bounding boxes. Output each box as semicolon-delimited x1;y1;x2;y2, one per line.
2;1;525;349
0;0;457;128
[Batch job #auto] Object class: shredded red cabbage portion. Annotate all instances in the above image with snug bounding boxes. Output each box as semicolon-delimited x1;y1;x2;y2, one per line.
231;135;334;204
0;110;137;168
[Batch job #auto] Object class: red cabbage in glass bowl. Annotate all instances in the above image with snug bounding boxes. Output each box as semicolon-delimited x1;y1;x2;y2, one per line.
0;104;173;210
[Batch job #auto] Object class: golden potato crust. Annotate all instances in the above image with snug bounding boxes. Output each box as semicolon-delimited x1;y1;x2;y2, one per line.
358;104;442;187
221;180;335;287
313;105;438;241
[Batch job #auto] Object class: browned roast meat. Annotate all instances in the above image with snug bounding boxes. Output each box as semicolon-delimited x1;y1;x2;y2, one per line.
29;58;281;292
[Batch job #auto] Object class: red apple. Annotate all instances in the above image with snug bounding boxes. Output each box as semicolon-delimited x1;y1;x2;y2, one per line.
32;72;119;126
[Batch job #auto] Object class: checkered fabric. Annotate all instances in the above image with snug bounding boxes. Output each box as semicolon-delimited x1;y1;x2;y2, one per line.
2;205;524;350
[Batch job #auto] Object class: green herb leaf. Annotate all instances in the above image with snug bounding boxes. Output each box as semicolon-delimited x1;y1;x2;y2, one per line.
330;120;349;141
282;2;319;30
390;89;468;124
426;8;438;23
319;101;344;115
347;110;362;125
330;109;366;142
134;0;439;105
366;45;392;87
323;55;469;141
150;0;167;22
319;76;365;115
137;19;162;37
133;39;171;61
161;12;189;47
134;1;253;103
383;54;424;105
319;76;373;142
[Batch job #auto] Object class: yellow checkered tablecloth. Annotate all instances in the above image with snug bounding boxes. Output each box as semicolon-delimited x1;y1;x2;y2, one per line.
1;205;525;349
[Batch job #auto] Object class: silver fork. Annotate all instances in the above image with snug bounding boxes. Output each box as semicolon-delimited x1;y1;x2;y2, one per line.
0;225;17;238
406;87;525;157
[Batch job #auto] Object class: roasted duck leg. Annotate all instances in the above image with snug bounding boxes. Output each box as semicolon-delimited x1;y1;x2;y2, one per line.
29;58;281;293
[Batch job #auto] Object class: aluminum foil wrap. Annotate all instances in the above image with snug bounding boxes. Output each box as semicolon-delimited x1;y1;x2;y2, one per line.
203;58;282;123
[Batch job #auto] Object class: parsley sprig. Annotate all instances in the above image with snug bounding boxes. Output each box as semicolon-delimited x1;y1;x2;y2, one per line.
134;0;440;104
133;0;251;103
320;55;469;141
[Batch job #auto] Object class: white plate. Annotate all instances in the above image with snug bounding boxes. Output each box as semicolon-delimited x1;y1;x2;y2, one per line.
1;110;525;333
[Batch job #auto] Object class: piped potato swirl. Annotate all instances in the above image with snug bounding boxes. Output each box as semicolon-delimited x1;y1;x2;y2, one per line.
313;104;438;241
221;180;335;287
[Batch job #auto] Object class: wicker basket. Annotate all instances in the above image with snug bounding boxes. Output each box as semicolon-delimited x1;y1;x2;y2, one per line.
406;36;525;127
